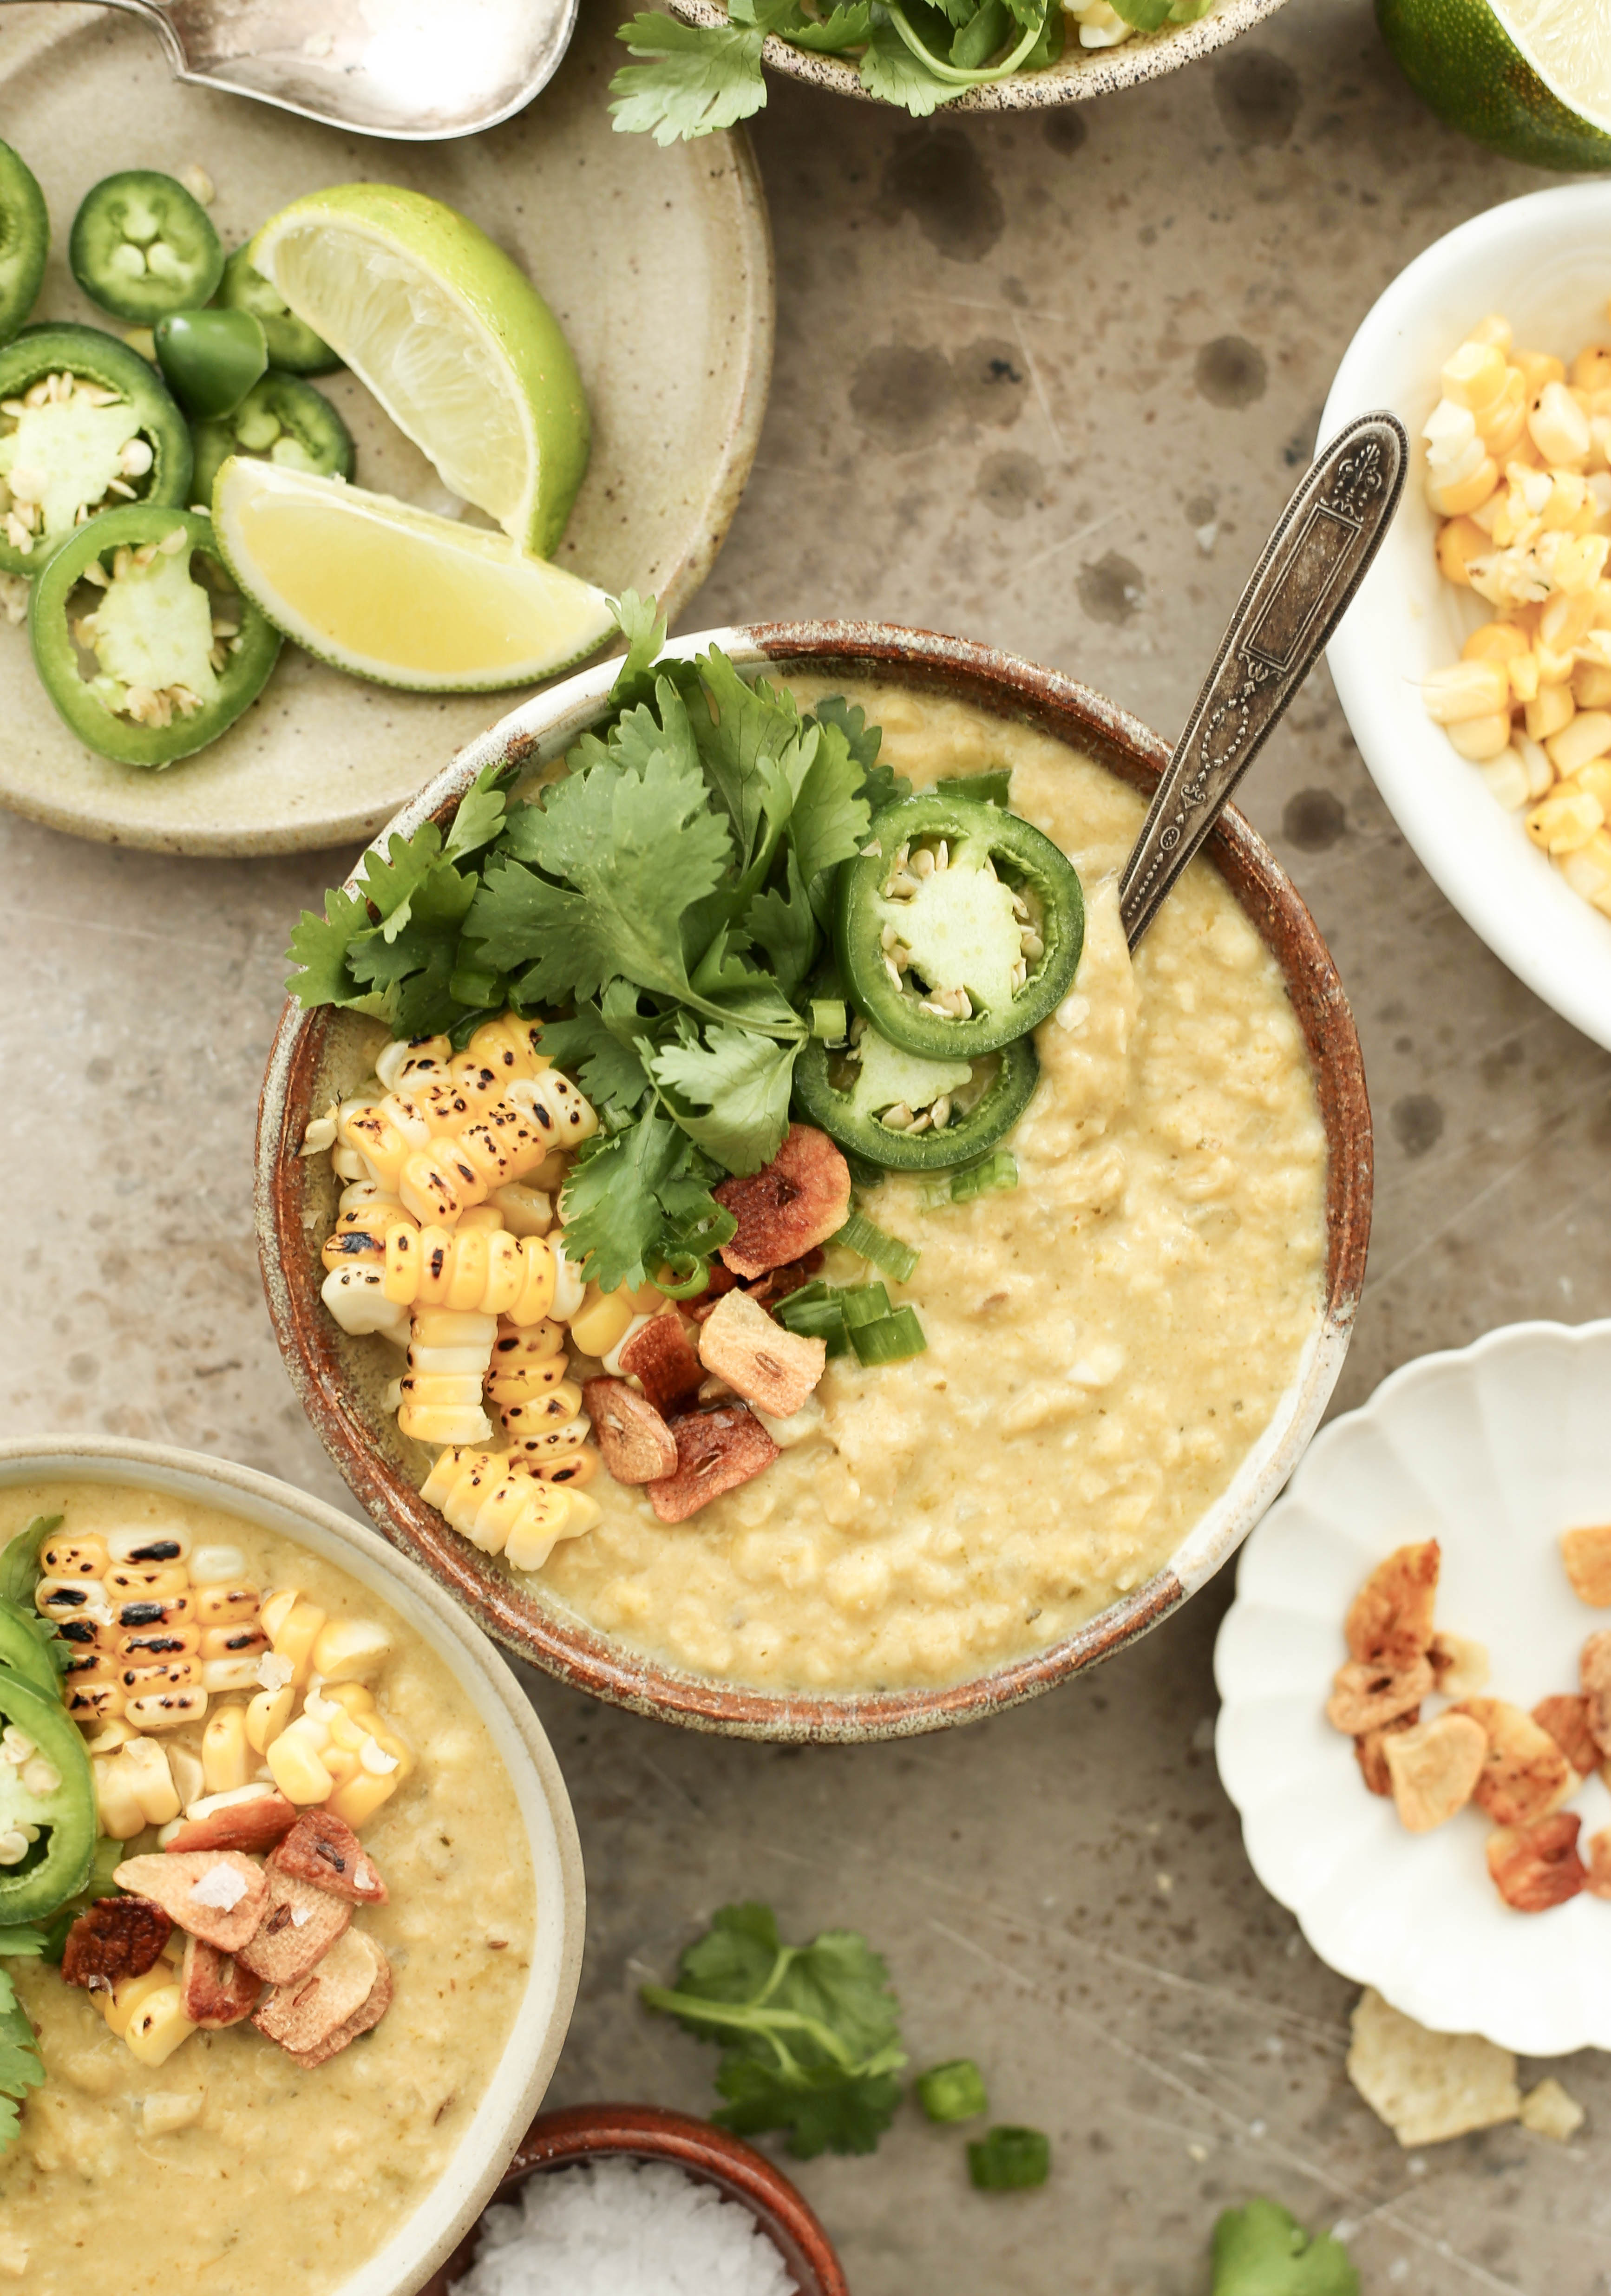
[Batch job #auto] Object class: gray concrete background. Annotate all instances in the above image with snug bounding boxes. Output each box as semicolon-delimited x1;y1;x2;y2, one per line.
4;2;1610;2287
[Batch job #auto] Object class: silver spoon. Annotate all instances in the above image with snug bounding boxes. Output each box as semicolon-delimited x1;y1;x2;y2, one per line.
1120;411;1408;949
3;0;579;140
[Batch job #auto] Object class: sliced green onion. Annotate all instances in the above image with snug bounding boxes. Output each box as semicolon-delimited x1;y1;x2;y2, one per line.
651;1253;710;1300
773;1283;851;1357
967;2125;1050;2191
943;768;1011;809
849;1305;926;1366
916;2058;988;2124
830;1210;919;1283
810;996;848;1043
932;1151;1019;1207
838;1281;892;1329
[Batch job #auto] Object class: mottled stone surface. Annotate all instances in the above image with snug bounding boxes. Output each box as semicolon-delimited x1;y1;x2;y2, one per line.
3;1;1610;2289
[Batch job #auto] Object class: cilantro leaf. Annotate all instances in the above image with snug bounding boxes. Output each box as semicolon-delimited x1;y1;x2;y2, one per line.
539;999;655;1116
444;761;511;863
651;1022;799;1174
745;851;819;998
859;13;967;111
558;1110;690;1292
779;0;874;45
285;884;372;1007
0;1932;46;2156
790;717;875;922
1212;2201;1359;2296
809;693;882;777
691;652;804;873
607;589;670;709
610;9;778;144
642;1902;907;2160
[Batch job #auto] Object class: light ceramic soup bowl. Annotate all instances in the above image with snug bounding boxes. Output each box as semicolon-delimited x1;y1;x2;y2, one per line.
256;620;1372;1742
0;1435;585;2296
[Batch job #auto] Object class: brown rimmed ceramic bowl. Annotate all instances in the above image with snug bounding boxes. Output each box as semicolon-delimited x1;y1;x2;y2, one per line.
664;0;1289;113
255;620;1372;1742
419;2105;848;2296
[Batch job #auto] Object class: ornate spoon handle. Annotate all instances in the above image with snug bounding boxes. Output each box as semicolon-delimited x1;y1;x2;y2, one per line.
1118;411;1408;950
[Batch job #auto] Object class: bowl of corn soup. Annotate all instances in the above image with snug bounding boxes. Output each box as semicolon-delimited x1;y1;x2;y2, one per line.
0;1435;584;2296
1323;183;1611;1057
256;620;1372;1743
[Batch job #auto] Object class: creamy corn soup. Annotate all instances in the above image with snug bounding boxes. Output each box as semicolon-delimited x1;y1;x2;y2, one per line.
535;685;1329;1691
0;1481;535;2296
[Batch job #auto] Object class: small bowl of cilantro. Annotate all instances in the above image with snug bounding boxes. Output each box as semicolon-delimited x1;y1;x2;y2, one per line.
256;599;1367;1740
609;0;1291;135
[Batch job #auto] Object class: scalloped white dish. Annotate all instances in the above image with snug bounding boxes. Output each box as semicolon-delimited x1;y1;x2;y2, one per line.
1215;1319;1611;2056
1321;185;1611;1057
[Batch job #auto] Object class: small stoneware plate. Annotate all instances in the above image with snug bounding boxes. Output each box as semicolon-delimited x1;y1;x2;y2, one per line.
255;619;1372;1743
664;0;1288;112
420;2104;848;2296
0;1;772;857
0;1433;586;2296
1215;1319;1611;2057
1322;184;1611;1056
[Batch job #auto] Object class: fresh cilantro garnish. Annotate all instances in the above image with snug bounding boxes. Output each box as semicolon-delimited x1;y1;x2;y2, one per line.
0;1925;47;2155
0;1517;57;1610
1212;2200;1359;2296
286;594;902;1289
642;1901;907;2159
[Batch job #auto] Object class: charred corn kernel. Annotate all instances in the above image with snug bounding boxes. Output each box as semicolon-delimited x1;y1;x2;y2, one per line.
1526;683;1576;743
1527;786;1604;851
1479;749;1532;810
399;1137;485;1225
93;1753;146;1839
119;1658;201;1696
266;1724;335;1805
120;1736;180;1826
36;1576;113;1624
202;1703;251;1793
1463;621;1530;662
486;1351;570;1406
120;1624;201;1662
498;1379;584;1441
309;1617;391;1682
102;1965;171;2039
62;1651;120;1688
375;1032;452;1090
321;1196;417;1272
267;1599;326;1685
105;1527;190;1567
198;1623;267;1662
245;1682;294;1753
491;1180;552;1236
568;1285;636;1360
1428;457;1499;517
106;1563;189;1602
506;1416;592;1464
384;1223;552;1321
124;1982;196;2067
507;1066;598;1151
321;1263;412;1342
66;1682;124;1723
38;1535;109;1578
521;1445;600;1489
1547;710;1611;774
126;1686;207;1732
420;1446;593;1573
1530;379;1591;465
465;1012;547;1082
1422;660;1510;722
328;1768;400;1829
338;1102;410;1194
1447;712;1513;762
505;1483;595;1570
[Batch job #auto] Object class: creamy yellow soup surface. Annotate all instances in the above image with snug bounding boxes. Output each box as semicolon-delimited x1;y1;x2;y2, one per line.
533;684;1330;1693
0;1481;534;2296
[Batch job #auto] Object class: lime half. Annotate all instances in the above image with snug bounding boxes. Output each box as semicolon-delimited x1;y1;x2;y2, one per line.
1377;0;1611;168
249;185;590;556
211;458;615;694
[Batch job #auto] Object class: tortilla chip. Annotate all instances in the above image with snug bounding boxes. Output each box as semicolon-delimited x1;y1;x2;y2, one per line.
1519;2077;1585;2142
1347;1988;1520;2146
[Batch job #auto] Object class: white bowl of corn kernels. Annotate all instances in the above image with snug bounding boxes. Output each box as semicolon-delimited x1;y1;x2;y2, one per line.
1322;184;1611;1056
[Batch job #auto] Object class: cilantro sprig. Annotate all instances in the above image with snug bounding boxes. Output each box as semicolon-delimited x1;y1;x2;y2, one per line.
608;0;1212;139
286;595;905;1294
642;1901;907;2158
0;1925;47;2155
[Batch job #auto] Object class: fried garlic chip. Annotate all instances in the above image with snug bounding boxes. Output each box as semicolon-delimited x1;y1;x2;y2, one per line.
1451;1697;1575;1827
1561;1524;1611;1609
1383;1713;1487;1832
1345;1539;1440;1668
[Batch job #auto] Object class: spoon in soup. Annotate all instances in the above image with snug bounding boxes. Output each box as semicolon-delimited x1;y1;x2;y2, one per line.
1119;410;1408;949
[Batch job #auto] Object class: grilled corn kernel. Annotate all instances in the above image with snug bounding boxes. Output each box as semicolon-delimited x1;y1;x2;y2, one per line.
106;1563;189;1602
120;1624;201;1663
119;1658;201;1696
266;1720;334;1805
123;1982;196;2067
126;1687;207;1732
202;1703;251;1793
499;1380;584;1439
101;1965;171;2039
521;1445;601;1489
66;1682;124;1723
568;1285;637;1360
492;1181;552;1236
322;1263;412;1341
465;1012;547;1081
105;1528;190;1567
375;1033;452;1091
486;1352;570;1406
188;1544;248;1587
1526;786;1605;852
36;1577;113;1624
39;1536;109;1579
245;1682;294;1753
309;1618;391;1683
198;1623;267;1663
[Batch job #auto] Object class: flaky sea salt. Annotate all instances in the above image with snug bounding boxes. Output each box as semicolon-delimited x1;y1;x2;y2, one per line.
458;2157;794;2296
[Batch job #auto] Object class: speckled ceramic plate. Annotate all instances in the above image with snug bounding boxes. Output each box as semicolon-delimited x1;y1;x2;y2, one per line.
1216;1319;1611;2057
0;2;772;857
664;0;1289;111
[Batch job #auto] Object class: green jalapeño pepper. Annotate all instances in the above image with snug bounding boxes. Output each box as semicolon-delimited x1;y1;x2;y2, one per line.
0;323;193;580
154;308;267;421
794;1018;1039;1171
30;503;282;769
69;170;224;325
0;141;47;347
835;789;1084;1059
217;245;341;376
0;1663;96;1923
191;371;356;505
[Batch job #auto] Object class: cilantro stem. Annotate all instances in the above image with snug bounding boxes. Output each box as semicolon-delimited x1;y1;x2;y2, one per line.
639;1982;862;2072
884;0;1049;83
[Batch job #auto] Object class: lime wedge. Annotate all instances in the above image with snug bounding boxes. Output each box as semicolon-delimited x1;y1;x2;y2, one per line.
249;185;590;557
211;458;615;694
1489;0;1611;131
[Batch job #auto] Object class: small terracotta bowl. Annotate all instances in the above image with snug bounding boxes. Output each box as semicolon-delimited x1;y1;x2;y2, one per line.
665;0;1289;112
256;620;1372;1742
419;2105;848;2296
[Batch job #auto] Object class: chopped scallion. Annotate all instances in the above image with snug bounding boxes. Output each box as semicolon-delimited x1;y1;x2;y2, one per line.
839;1282;892;1329
967;2125;1049;2191
849;1304;926;1366
810;996;848;1043
916;2058;989;2123
773;1283;852;1357
925;1150;1019;1207
830;1210;920;1283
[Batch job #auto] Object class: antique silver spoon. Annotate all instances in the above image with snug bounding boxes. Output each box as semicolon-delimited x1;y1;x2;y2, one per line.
1;0;578;139
1120;411;1408;949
